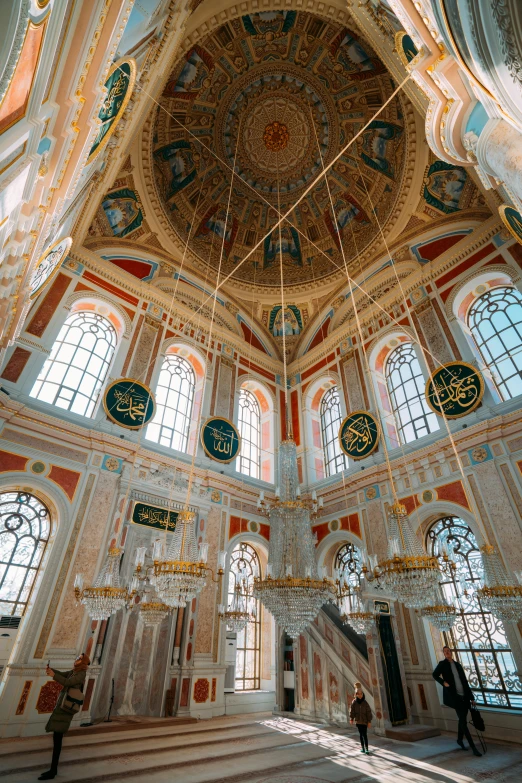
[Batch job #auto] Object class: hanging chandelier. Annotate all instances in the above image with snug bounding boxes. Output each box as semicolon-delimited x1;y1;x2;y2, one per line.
74;548;128;621
219;580;254;633
139;600;171;625
153;510;212;608
369;503;442;609
421;584;457;632
254;438;336;638
476;545;522;623
337;580;375;635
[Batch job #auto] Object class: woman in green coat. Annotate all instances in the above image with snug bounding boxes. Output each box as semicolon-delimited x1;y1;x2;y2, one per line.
38;653;90;780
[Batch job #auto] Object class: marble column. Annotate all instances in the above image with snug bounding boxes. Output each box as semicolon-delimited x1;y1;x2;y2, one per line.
477;119;522;206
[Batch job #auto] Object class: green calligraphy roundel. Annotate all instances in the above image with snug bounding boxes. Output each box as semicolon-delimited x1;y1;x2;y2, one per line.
425;362;484;419
201;417;241;463
339;410;380;460
499;204;522;246
103;378;156;429
87;58;136;164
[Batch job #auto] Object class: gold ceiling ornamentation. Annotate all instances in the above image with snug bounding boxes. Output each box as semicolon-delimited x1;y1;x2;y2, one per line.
263;120;290;152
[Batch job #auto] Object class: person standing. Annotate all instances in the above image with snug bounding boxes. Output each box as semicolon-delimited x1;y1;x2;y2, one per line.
350;681;372;754
432;645;482;757
38;653;90;780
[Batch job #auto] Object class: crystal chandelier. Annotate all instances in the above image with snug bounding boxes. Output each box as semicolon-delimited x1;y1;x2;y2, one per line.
337;581;375;635
476;545;522;623
139;600;171;626
421;584;457;632
74;548;128;621
153;509;212;608
254;438;336;638
369;503;442;609
219;579;254;633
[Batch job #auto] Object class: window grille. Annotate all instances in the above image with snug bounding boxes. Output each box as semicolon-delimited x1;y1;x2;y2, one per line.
385;343;438;444
228;543;261;691
237;388;261;479
320;386;348;476
30;311;117;417
146;354;195;453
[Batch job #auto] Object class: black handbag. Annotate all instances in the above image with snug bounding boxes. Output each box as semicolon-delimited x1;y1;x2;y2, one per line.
470;706;485;732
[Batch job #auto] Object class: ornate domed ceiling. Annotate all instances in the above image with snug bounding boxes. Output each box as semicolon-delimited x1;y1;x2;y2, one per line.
147;10;413;290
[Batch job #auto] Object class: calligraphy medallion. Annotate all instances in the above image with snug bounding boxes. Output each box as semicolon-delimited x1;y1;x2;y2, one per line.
30;236;72;299
425;361;484;419
131;501;178;532
103;378;156;429
200;417;241;463
499;205;522;246
87;58;136;163
339;410;380;460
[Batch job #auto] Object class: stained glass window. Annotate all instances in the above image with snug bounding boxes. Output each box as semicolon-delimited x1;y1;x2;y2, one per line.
427;516;522;710
146;354;195;452
0;492;51;617
228;543;261;691
30;311;117;417
237;388;261;479
385;343;438;444
320;386;348;476
335;542;363;588
468;286;522;400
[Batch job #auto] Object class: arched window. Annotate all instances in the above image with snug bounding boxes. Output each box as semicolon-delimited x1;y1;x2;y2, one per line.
0;492;51;617
335;542;363;588
146;354;195;452
427;516;522;710
468;286;522;400
228;543;261;691
30;311;117;417
320;386;348;476
385;343;438;444
237;388;261;479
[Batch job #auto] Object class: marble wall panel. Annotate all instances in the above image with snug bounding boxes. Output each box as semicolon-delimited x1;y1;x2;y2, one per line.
128;318;160;381
132;624;154;714
473;462;522;568
215;358;234;418
149;617;170;715
364;501;388;560
342;354;364;412
416;302;454;364
113;611;138;713
195;507;222;655
50;472;118;649
1;346;32;382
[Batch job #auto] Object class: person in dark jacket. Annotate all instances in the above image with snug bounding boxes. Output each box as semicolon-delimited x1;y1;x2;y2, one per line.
38;653;90;780
432;645;481;757
349;681;372;754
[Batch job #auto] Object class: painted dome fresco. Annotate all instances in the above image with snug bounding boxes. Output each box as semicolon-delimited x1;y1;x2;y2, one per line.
148;11;414;289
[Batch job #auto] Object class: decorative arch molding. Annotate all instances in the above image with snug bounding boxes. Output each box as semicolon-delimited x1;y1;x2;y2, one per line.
160;337;208;377
236;373;276;410
366;325;416;370
303;371;341;413
444;262;521;321
63;291;132;338
0;475;69;533
408;501;488;548
316;530;364;573
0;0;30;106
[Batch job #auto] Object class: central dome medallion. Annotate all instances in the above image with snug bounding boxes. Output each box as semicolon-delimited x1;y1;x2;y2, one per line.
263;121;289;152
150;11;409;288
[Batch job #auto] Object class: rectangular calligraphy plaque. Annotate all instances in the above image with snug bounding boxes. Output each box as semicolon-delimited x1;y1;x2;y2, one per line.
131;501;178;532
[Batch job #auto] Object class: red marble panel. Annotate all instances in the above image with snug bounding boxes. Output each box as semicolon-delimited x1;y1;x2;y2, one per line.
180;677;190;707
414;233;468;262
211;677;217;702
15;681;32;715
36;681;62;713
82;678;95;711
26;273;71;337
239;321;268;354
301;352;336;381
313;652;323;701
259;523;270;541
436;245;496;295
418;683;428;710
312;522;329;544
508;243;522;270
329;672;339;703
299;636;309;700
48;465;81;501
291;389;300;446
1;347;32;382
308;319;330;351
400;495;421;515
82;271;139;305
193;678;209;703
435;480;469;509
238;356;276;381
229;515;241;540
0;450;29;472
186;642;192;661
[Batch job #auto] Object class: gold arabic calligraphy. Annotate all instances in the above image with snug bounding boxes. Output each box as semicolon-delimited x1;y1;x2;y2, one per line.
342;415;376;454
431;369;480;412
137;506;176;530
113;388;148;421
209;425;235;456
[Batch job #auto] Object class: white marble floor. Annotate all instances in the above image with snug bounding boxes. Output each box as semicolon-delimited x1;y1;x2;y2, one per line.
1;712;521;783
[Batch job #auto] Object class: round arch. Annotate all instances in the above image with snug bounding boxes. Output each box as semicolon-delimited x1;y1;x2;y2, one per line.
64;292;131;339
235;376;275;483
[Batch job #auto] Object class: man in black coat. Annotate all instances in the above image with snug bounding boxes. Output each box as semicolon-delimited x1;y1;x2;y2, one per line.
432;645;482;756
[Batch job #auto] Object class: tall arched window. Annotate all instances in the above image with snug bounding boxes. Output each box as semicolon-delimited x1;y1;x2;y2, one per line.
0;492;51;617
146;354;195;452
228;543;261;691
385;343;438;444
335;542;363;588
320;386;348;476
427;516;522;709
468;286;522;400
30;311;117;417
237;388;261;479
